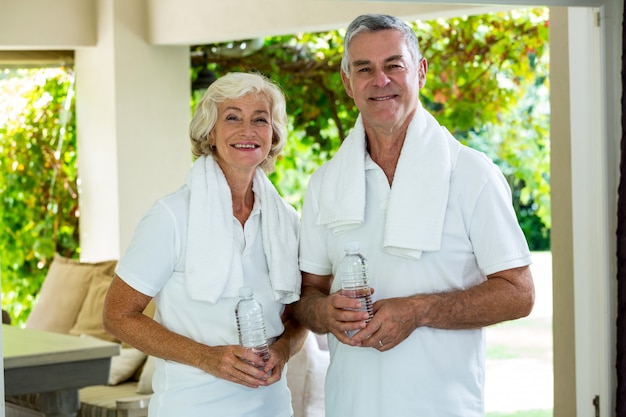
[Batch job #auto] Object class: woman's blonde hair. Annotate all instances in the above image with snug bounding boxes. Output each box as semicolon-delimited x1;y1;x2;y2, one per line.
189;72;288;173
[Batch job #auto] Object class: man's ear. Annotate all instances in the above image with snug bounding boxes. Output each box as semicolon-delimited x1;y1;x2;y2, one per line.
341;70;354;99
418;58;428;89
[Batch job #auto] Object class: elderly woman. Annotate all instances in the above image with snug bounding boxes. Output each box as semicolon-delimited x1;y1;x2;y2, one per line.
103;72;307;417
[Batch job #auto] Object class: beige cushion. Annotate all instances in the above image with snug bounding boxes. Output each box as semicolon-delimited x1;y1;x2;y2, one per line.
109;347;148;386
25;255;117;334
136;355;156;394
142;299;156;319
69;273;118;342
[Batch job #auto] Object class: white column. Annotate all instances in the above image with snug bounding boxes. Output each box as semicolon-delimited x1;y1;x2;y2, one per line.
552;5;619;416
75;0;191;261
568;6;617;417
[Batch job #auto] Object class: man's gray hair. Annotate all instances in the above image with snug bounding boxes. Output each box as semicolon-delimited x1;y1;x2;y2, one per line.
341;14;422;76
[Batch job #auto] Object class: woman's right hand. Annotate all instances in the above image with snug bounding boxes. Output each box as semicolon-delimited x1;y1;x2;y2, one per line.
200;344;270;388
104;277;271;388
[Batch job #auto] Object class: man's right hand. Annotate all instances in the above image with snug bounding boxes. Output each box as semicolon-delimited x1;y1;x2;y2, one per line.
294;271;371;346
325;290;371;345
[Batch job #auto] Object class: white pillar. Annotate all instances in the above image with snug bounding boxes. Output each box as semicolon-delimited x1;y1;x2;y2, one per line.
75;0;191;261
551;5;620;416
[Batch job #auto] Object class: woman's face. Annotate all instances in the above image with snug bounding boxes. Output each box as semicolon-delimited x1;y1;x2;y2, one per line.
210;93;273;175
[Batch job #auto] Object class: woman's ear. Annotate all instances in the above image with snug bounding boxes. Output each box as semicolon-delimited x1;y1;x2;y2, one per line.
207;131;215;148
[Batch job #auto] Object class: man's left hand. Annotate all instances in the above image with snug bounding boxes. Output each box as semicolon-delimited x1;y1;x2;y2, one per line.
349;296;421;351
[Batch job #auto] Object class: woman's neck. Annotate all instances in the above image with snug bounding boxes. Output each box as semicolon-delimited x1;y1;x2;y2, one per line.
225;172;255;227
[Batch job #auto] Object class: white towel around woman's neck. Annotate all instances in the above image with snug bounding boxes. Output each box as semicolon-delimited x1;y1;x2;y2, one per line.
184;155;300;304
317;102;461;259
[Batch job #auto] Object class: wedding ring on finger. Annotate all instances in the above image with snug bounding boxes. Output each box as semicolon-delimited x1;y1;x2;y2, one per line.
378;340;384;348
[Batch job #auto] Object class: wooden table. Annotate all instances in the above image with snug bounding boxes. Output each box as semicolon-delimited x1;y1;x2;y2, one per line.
3;325;120;417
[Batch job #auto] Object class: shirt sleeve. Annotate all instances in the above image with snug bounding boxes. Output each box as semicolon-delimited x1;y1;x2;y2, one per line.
298;168;333;276
116;199;182;296
469;162;532;276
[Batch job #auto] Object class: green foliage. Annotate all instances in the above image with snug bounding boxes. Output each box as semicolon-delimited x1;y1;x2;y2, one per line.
0;68;79;324
417;9;551;247
194;8;551;247
0;8;551;324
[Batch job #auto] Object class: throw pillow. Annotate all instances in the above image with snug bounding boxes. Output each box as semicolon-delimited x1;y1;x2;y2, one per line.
109;347;148;385
25;254;117;334
137;355;156;394
69;273;119;342
143;299;156;319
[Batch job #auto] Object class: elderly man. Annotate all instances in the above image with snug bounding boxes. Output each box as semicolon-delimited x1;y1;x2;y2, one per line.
295;13;535;417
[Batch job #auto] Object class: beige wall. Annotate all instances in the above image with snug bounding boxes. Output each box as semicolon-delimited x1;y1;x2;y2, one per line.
0;0;96;48
550;9;577;416
146;0;495;44
74;0;191;260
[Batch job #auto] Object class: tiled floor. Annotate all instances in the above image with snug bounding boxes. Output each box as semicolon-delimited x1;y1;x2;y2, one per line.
485;251;553;414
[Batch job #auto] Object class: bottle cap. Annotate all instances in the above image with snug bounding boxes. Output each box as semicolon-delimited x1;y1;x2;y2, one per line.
344;241;360;252
239;286;253;298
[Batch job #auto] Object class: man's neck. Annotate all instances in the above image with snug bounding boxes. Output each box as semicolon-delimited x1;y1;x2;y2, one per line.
364;123;408;186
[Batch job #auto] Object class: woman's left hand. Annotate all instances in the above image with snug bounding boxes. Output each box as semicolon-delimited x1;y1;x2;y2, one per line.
263;344;289;385
261;303;309;385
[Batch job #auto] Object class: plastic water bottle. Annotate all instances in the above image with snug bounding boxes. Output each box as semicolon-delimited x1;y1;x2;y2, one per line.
236;287;270;366
338;241;373;337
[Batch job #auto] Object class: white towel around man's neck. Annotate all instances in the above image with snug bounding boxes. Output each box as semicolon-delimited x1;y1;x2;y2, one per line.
317;102;460;259
184;155;300;304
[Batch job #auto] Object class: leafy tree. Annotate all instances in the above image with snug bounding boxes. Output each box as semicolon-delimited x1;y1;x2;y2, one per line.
0;68;78;324
417;9;550;249
0;8;550;324
193;8;550;247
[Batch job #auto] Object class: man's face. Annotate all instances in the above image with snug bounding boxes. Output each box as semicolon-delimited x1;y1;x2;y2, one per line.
341;29;426;133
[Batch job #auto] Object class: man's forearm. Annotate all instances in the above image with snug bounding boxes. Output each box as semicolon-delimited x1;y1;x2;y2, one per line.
414;266;535;330
272;319;307;363
294;286;331;335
